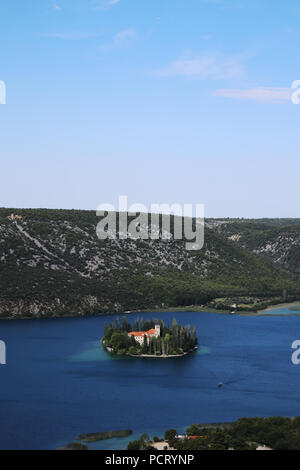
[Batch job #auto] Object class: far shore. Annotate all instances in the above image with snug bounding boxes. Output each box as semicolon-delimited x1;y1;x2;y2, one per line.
133;300;300;317
2;300;300;321
130;306;248;315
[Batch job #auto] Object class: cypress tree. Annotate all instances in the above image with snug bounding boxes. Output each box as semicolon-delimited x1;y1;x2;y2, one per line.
122;315;128;331
161;339;165;356
142;335;148;354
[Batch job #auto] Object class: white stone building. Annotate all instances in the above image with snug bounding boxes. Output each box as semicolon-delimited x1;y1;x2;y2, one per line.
128;324;160;345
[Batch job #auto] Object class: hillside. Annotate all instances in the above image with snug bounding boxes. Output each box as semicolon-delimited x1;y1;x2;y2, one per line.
215;219;300;274
0;209;299;318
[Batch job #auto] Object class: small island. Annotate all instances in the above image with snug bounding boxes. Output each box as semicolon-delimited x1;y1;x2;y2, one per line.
102;316;198;357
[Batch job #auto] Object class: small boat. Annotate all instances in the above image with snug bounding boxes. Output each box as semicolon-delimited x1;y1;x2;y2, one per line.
218;382;224;388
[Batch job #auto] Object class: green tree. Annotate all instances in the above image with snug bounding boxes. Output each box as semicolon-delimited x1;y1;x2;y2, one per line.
129;346;138;355
127;440;141;450
142;335;148;354
164;429;177;441
186;424;202;436
122;315;128;331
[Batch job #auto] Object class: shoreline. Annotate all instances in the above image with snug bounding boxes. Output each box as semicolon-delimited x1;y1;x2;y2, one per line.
257;301;300;315
129;306;251;316
2;299;300;321
128;346;198;358
134;300;300;317
102;339;198;358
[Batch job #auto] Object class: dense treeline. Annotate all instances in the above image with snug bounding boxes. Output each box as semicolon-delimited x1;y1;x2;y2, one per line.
128;417;300;450
103;317;197;356
1;259;300;318
176;417;300;450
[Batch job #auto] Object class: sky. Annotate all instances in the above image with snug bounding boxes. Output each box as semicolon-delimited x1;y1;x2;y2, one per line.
0;0;300;218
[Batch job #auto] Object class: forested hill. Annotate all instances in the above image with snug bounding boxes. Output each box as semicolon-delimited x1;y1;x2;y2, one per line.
214;218;300;274
1;208;300;319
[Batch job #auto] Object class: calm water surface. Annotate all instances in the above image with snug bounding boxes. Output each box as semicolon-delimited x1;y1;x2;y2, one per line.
0;310;300;449
262;305;300;315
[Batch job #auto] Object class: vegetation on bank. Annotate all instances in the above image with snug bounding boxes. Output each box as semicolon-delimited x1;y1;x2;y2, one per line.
58;429;133;449
206;295;290;313
127;417;300;450
136;295;300;315
77;430;132;442
58;442;91;450
102;316;198;356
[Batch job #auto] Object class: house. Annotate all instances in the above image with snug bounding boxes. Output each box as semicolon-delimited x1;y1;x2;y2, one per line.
8;213;23;221
128;324;160;345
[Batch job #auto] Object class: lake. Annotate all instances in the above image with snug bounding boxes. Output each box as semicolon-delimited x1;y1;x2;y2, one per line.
0;309;300;450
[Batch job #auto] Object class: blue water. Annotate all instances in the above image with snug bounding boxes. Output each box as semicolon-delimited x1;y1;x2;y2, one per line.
262;305;300;315
0;310;300;450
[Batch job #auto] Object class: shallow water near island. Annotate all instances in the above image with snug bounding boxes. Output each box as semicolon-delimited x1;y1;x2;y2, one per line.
262;304;300;315
0;309;300;449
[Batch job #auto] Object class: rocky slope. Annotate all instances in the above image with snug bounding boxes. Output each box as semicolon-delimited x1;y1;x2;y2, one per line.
0;209;299;318
215;219;300;274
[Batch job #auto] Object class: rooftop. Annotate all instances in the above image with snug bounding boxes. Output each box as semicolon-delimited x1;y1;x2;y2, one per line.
128;328;157;338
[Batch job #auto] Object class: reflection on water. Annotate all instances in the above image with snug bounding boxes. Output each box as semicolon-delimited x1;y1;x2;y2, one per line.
69;341;108;362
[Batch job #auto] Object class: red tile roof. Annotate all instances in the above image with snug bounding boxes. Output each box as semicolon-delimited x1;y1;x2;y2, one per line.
128;328;156;338
146;329;156;335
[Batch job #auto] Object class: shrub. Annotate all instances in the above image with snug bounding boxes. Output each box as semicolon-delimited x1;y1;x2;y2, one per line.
164;429;177;441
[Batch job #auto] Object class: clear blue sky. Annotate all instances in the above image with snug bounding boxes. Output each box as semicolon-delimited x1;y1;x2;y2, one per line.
1;0;300;217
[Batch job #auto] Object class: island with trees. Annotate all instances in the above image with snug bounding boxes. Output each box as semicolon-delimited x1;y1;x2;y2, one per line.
102;316;198;357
